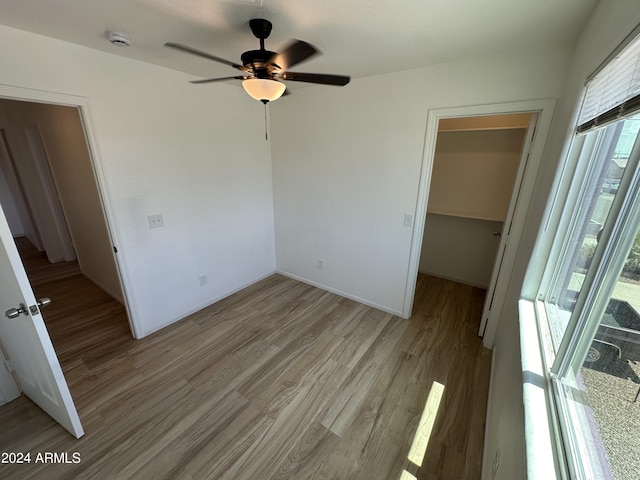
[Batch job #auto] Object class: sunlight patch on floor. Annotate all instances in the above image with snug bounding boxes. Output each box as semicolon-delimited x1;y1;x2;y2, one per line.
408;381;445;468
400;469;417;480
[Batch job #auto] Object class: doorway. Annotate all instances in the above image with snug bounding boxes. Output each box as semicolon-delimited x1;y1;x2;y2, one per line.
0;97;133;407
0;99;125;293
403;100;556;348
418;114;532;288
0;98;126;299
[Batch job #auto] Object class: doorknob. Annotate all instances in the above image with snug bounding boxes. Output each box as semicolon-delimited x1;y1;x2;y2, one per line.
5;298;52;318
5;303;28;319
29;298;52;315
37;297;52;308
493;231;502;237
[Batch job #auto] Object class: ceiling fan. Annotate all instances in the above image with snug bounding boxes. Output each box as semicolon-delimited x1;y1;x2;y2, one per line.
165;18;350;104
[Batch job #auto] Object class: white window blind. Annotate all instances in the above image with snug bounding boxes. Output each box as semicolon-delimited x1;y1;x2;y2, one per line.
578;28;640;132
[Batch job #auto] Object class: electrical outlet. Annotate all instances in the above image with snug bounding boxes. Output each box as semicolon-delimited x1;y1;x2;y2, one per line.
317;258;325;269
199;274;207;286
148;214;164;229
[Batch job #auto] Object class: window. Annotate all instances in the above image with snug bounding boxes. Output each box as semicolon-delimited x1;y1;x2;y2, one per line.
535;30;640;479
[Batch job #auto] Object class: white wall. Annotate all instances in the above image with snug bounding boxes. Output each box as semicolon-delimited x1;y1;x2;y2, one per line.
0;150;25;236
419;214;502;288
484;2;640;479
0;24;276;336
2;123;76;263
271;46;573;317
427;129;525;221
0;122;41;248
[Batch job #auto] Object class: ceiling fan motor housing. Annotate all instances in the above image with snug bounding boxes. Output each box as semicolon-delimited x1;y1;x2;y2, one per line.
241;49;278;76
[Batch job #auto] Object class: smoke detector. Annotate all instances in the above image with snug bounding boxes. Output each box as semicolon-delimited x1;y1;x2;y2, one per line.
106;31;132;47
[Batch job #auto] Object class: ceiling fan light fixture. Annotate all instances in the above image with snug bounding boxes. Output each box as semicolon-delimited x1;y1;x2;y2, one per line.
242;79;286;103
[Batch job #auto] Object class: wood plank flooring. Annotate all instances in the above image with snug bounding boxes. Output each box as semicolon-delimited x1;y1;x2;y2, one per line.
13;236;81;286
0;264;491;479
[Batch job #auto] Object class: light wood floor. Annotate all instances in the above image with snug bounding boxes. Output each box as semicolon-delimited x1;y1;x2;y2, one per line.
0;256;491;479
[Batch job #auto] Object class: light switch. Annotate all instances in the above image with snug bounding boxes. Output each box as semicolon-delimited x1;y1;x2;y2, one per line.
404;213;413;227
148;214;164;229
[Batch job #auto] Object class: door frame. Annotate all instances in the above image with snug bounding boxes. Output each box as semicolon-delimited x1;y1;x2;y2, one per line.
477;113;539;340
0;84;141;339
402;99;556;348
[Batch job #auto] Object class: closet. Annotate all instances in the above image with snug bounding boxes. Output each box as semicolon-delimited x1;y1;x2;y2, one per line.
418;114;531;288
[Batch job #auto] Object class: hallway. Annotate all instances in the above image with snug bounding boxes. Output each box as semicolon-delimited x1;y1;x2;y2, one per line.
13;236;132;366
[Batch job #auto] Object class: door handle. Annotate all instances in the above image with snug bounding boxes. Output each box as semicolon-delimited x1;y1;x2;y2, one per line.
37;297;52;308
5;303;28;319
5;298;52;318
493;231;502;237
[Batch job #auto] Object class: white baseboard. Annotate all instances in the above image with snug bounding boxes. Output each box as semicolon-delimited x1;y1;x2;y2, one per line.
276;269;403;317
81;270;125;304
418;269;489;290
141;269;278;337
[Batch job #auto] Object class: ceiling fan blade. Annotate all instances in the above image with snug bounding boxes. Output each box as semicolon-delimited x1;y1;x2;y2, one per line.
165;42;248;71
269;40;319;71
280;71;350;86
189;76;248;84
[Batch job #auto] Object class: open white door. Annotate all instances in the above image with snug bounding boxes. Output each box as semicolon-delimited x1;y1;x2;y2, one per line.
478;113;539;340
0;202;83;438
0;346;20;405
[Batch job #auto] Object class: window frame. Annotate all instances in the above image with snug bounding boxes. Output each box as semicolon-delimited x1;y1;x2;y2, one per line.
533;111;640;478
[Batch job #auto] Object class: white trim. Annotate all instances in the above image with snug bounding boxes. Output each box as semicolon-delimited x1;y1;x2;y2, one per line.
480;348;497;480
479;112;539;340
82;270;124;305
418;270;489;290
277;269;404;317
142;270;278;336
403;99;557;348
520;299;566;479
0;83;142;339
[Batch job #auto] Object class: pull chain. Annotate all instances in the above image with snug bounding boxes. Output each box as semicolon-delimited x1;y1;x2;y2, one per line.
262;100;269;141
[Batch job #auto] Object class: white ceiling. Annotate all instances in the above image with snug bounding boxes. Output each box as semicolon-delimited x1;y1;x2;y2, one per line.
0;0;598;83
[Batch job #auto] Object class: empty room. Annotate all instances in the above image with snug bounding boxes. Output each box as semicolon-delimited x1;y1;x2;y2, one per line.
1;1;640;479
